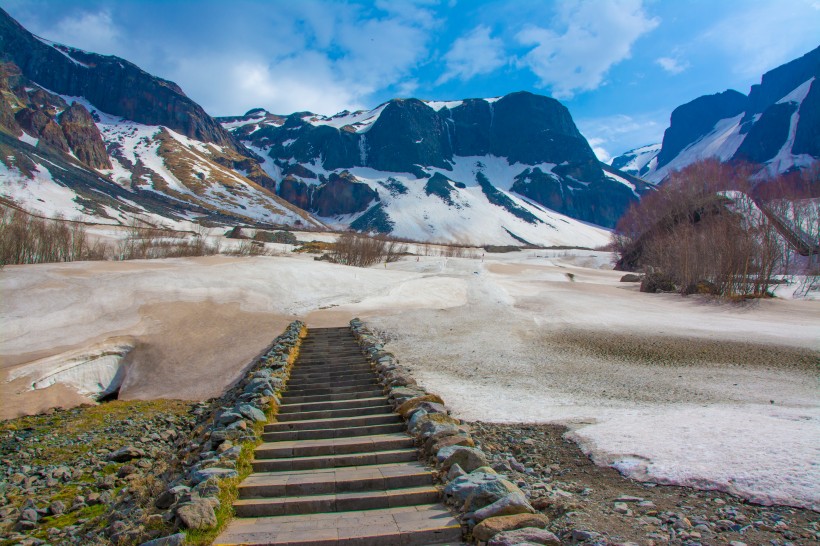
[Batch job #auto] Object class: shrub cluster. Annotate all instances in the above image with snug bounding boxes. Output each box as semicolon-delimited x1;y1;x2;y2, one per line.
613;160;818;298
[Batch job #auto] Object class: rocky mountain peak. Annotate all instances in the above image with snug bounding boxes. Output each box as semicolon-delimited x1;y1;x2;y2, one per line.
0;7;235;150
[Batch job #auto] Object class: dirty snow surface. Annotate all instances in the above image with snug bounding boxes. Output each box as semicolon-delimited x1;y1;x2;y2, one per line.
1;248;818;510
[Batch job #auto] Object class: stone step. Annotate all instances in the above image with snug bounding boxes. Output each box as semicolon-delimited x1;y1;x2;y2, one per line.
296;357;369;366
251;448;417;472
262;422;406;442
284;383;379;396
265;413;402;433
287;371;374;385
214;504;462;546
289;364;372;375
278;396;388;414
298;348;362;356
255;434;413;459
280;389;385;405
238;463;432;498
234;485;440;517
277;404;393;422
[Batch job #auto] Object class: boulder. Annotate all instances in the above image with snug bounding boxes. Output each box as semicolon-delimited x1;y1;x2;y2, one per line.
176;499;217;530
237;404;267;423
426;432;474;456
139;533;186;546
473;492;536;522
487;527;561;546
190;467;237;485
107;446;145;462
464;479;521;513
444;471;501;506
441;446;488;473
472;513;551;542
619;273;642;282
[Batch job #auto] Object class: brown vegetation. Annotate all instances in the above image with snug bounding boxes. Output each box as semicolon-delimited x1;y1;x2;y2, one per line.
0;206;107;266
613;159;818;298
328;233;408;267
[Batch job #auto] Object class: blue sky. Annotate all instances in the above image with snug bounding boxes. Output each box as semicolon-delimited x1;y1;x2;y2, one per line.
4;0;819;160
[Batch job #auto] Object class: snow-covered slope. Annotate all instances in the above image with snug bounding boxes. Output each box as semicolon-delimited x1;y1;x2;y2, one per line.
645;46;820;182
610;143;661;178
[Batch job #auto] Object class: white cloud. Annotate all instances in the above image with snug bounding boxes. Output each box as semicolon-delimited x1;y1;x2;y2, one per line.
587;137;612;163
701;0;820;77
437;25;507;84
656;56;689;75
515;0;659;98
577;112;666;158
39;10;121;55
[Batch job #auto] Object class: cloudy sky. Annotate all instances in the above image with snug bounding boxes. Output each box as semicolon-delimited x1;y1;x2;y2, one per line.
4;0;819;161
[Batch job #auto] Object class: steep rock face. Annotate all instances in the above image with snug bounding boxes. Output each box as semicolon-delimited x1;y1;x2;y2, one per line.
793;80;820;157
511;167;638;228
58;103;112;169
733;102;797;164
655;90;748;169
610;143;661;178
365;99;453;171
0;7;234;149
646;46;819;182
312;171;378;217
745;46;820;119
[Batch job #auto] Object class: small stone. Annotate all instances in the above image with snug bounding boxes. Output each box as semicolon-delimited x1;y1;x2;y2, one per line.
614;502;633;515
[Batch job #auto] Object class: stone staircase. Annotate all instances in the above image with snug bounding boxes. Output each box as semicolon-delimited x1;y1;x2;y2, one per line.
215;326;462;546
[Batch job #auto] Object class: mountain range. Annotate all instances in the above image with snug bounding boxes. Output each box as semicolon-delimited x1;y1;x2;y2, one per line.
612;46;819;182
0;7;816;247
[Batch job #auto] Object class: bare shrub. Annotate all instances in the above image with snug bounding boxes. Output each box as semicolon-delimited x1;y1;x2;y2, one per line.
0;206;110;266
328;233;408;267
117;220;219;260
613;159;806;298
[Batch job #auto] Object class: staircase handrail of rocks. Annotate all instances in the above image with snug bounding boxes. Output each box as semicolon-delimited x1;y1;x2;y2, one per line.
140;320;306;545
350;318;560;545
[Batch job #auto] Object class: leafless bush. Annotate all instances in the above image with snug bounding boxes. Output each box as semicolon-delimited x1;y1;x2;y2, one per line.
117;220;220;260
613;159;808;298
0;206;110;266
328;233;408;267
227;240;268;256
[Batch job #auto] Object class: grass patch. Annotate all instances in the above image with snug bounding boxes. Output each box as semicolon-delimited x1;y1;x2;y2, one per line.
39;503;107;530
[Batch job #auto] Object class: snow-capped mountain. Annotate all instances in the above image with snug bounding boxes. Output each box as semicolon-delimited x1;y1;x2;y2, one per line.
610;143;661;178
219;92;644;245
0;8;319;228
0;7;639;247
643;46;819;182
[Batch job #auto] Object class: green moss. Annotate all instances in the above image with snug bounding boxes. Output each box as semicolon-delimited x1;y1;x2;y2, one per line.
40;503;107;529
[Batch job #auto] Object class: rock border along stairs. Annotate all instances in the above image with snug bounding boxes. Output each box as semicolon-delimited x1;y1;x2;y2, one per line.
215;326;462;545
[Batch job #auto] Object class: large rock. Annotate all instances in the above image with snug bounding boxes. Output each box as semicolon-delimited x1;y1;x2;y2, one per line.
473;492;536;522
58;102;112;169
441;446;488;473
176;499;217;530
444;470;501;506
472;513;551;542
487;527;561;546
190;467;237;485
107;446;145;462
